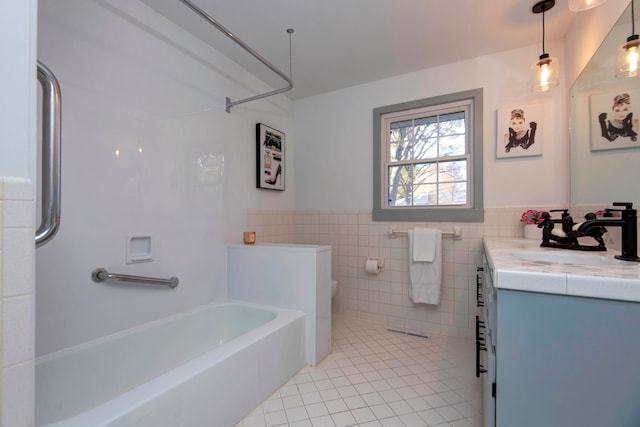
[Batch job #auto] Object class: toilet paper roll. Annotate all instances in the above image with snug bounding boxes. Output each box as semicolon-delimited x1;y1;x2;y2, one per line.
365;259;380;274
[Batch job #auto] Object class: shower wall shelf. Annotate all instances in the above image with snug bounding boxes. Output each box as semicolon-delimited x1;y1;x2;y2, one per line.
180;0;294;113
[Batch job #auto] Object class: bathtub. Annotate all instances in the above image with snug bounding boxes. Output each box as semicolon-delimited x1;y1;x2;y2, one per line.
35;301;306;427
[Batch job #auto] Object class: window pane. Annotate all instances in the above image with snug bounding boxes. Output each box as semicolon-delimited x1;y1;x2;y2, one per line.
414;135;438;159
389;138;409;163
439;112;465;136
438;160;467;182
388;122;413;163
387;165;412;206
438;135;465;157
414;116;438;129
438;182;467;205
412;184;437;206
413;163;437;184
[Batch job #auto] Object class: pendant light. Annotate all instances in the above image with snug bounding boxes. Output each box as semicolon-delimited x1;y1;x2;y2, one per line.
616;0;639;78
531;0;559;92
568;0;607;12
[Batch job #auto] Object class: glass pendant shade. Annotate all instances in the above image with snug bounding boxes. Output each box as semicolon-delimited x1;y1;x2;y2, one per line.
531;54;559;92
616;35;640;77
531;0;558;93
568;0;607;11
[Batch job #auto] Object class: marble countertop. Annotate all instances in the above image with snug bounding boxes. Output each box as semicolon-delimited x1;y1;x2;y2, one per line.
483;237;640;303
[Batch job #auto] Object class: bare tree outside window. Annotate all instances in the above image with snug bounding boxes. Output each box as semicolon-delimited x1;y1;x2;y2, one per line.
387;111;467;207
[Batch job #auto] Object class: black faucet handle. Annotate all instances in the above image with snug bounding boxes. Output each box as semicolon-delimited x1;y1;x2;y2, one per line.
613;202;634;210
549;209;569;217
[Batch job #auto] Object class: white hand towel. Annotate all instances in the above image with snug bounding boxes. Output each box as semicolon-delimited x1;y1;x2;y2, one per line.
412;227;437;262
408;229;442;305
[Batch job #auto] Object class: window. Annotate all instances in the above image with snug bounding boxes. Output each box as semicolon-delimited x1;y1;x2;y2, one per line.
373;89;483;222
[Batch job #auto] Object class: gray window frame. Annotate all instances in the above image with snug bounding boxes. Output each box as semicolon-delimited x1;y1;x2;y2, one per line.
373;89;484;222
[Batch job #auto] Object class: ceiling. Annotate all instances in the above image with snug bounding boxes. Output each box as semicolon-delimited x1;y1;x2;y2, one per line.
139;0;577;100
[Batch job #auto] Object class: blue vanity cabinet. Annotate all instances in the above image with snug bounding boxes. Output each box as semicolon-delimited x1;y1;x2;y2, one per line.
494;289;640;427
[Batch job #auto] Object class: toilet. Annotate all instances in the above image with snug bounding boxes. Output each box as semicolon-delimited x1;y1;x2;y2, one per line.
331;279;338;298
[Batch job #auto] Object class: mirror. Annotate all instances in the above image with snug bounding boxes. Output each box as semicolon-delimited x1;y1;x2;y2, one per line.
570;3;640;205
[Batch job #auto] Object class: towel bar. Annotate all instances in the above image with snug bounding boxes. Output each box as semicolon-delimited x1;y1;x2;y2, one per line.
389;226;462;239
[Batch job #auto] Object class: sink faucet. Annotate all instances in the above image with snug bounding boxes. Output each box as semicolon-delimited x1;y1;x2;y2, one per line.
577;202;639;262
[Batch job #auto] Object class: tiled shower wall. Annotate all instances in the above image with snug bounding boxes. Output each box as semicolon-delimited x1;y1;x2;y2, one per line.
248;206;571;339
1;177;35;427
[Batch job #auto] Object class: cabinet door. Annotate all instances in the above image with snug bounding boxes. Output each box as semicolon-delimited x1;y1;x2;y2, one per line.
496;290;640;427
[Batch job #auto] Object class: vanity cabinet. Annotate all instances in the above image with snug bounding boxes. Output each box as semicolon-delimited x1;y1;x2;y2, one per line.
494;289;640;427
483;238;640;427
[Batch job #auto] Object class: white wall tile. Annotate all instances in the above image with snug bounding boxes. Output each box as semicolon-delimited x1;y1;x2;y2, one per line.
2;228;33;297
1;178;35;427
2;360;34;427
3;200;33;229
2;177;32;201
2;295;33;367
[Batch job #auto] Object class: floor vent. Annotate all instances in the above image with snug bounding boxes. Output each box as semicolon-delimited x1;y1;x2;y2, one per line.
386;328;429;339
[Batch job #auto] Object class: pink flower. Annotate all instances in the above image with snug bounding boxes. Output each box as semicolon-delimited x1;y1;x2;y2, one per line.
520;209;547;224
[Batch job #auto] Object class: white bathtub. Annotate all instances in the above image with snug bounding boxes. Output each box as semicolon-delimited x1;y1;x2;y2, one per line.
35;301;306;427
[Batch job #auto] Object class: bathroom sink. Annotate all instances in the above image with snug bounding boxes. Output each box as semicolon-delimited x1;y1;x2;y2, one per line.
512;250;630;266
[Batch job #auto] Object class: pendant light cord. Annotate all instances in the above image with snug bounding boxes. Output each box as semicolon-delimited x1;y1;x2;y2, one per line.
542;7;547;55
632;0;636;36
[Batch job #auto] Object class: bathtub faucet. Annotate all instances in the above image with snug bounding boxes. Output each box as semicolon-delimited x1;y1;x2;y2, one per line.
577;202;639;262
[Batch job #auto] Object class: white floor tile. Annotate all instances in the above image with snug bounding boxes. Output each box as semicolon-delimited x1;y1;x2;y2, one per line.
306;402;329;418
351;407;377;424
310;415;336;427
237;315;482;427
325;399;348;414
331;410;357;427
286;406;310;423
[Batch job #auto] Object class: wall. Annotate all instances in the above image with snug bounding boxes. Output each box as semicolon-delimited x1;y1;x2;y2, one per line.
0;179;35;427
251;206;570;338
1;0;625;424
564;0;629;88
290;40;568;336
294;41;568;211
0;1;37;426
35;0;295;357
0;2;37;180
569;3;640;208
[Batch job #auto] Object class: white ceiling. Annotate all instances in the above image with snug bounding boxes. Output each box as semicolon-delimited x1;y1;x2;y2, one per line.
140;0;577;100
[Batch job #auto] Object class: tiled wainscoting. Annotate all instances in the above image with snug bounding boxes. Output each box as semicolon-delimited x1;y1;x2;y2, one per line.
0;177;35;427
249;206;579;339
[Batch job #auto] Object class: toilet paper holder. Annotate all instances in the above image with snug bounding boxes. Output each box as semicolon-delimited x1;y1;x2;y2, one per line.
365;257;385;273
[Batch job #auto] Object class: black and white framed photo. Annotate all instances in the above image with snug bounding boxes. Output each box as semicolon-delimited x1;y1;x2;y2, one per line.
590;89;640;151
256;123;285;191
497;101;544;159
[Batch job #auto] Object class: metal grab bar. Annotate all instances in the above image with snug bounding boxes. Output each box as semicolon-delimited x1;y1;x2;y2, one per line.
36;61;62;247
180;0;294;113
91;268;179;288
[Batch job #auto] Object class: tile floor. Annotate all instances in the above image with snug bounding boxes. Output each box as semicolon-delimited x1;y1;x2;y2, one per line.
236;315;482;427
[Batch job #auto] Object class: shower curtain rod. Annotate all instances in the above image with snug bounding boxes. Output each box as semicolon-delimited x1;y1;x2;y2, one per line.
180;0;294;113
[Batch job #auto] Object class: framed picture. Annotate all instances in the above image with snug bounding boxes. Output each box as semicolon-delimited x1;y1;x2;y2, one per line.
496;101;544;159
256;123;285;191
589;89;640;151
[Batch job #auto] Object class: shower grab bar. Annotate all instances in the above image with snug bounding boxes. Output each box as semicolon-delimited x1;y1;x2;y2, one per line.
180;0;294;113
91;268;179;288
36;61;62;247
